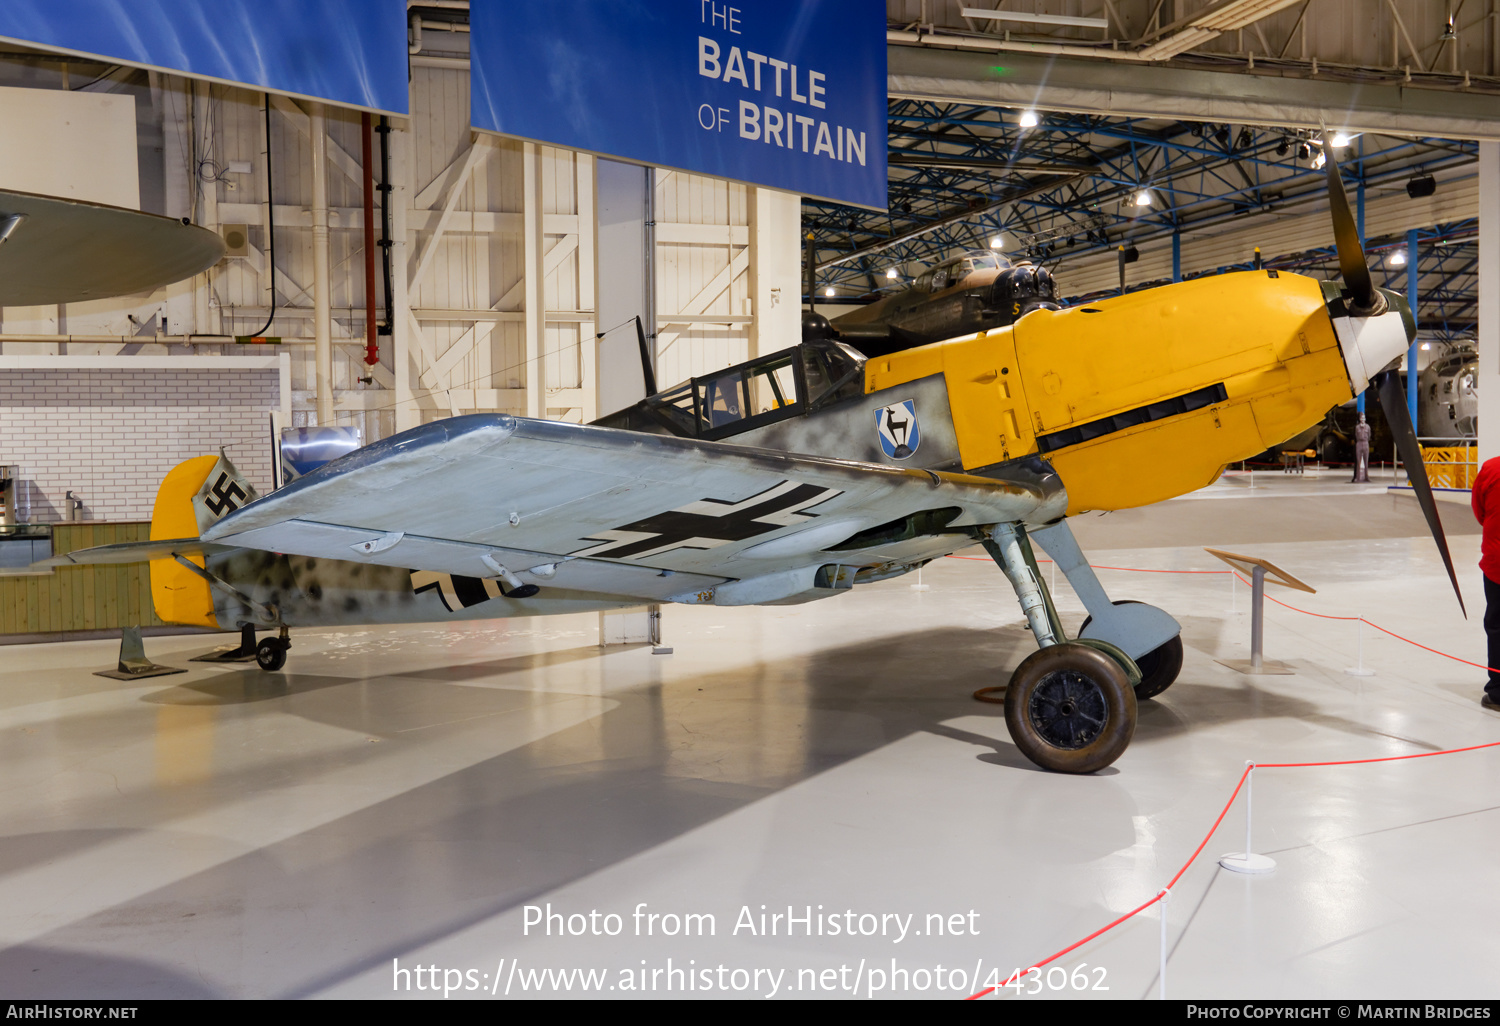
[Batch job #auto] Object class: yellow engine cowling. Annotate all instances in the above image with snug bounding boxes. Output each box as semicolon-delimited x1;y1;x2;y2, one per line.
865;271;1353;515
148;455;219;628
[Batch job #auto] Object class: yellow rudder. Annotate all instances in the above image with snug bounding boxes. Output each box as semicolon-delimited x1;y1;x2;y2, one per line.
149;455;219;628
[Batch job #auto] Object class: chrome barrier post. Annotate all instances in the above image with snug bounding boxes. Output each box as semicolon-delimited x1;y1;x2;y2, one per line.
1220;763;1276;873
1345;618;1376;677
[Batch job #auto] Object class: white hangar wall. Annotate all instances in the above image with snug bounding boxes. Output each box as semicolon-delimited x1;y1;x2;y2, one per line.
0;56;810;522
0;359;283;522
0;56;803;521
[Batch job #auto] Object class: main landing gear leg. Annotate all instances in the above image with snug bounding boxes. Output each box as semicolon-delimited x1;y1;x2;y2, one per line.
1030;520;1184;700
983;523;1139;774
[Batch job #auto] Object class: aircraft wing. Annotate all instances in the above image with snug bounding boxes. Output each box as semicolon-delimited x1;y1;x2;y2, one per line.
203;415;1066;605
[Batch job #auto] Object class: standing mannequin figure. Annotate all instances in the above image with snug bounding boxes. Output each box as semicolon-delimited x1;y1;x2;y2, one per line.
1351;412;1371;483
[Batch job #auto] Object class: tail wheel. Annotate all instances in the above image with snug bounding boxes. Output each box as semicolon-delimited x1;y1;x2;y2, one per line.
1080;600;1184;700
255;637;287;672
1004;643;1136;774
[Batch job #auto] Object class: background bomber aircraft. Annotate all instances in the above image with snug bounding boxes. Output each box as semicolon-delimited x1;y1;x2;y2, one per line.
44;144;1464;775
800;247;1063;357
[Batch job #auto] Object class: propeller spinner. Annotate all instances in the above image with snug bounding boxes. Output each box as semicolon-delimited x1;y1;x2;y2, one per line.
1321;136;1466;615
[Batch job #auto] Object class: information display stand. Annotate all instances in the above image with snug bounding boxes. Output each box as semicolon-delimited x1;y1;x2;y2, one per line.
1205;548;1316;676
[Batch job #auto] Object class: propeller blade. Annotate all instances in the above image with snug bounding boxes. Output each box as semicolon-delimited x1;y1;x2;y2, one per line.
1321;136;1380;314
1117;246;1125;295
1375;369;1466;616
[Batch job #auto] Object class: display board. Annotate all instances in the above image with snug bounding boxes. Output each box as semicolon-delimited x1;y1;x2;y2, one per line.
0;0;409;114
471;0;887;210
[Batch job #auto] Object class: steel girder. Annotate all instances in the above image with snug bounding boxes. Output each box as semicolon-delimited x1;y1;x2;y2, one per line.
805;102;1477;311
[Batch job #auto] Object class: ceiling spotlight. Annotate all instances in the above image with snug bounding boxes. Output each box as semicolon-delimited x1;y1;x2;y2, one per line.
1018;110;1039;128
1237;128;1253;149
1420;342;1431;350
824;287;835;297
1215;125;1230;145
990;235;1004;250
885;268;899;280
1276;138;1290;157
1406;174;1437;198
1296;142;1310;159
1331;132;1351;148
1134;189;1152;207
1312;151;1326;170
1389;250;1407;267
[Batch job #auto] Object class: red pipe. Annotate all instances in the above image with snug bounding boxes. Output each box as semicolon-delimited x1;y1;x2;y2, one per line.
361;111;379;367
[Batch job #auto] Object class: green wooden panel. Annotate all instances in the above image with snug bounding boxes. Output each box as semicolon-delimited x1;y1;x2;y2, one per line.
1;521;162;635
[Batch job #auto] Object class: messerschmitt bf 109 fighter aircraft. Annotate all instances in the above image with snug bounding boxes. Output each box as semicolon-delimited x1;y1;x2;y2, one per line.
46;146;1463;774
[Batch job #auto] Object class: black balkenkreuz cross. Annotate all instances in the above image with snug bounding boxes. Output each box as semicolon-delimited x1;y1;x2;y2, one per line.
572;481;841;561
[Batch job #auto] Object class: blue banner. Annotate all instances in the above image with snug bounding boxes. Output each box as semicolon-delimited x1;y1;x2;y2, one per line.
0;0;408;114
471;0;887;210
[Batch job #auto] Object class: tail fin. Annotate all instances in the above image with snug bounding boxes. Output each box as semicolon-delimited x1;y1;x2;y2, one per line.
149;454;259;627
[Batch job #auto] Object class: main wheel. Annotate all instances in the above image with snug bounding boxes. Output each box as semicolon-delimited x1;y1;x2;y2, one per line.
1004;643;1137;774
255;637;287;672
1080;600;1184;700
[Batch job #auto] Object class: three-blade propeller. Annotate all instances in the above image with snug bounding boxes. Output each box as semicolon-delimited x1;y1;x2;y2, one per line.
1322;136;1466;616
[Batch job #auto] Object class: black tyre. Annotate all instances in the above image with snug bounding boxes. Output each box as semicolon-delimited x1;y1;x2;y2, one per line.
1080;600;1184;700
1004;642;1136;774
1131;634;1183;699
255;637;287;672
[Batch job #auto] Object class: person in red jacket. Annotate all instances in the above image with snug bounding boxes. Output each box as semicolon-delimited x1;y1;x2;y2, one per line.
1471;455;1500;710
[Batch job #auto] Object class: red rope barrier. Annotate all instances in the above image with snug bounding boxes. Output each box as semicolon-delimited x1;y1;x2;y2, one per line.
949;542;1499;998
1359;619;1499;674
966;894;1165;1000
1256;740;1500;769
965;741;1500;1000
945;553;1495;671
945;554;1230;574
1226;571;1500;672
1091;565;1230;574
1228;571;1362;621
967;764;1251;999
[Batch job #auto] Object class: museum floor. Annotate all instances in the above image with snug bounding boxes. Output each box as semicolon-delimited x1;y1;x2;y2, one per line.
2;469;1497;1000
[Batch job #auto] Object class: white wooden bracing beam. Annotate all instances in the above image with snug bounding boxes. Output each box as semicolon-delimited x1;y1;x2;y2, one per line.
407;136;492;292
654;248;751;358
414;143;479;209
522;142;545;418
575;153;597;421
269;94;366;186
492;235;578;312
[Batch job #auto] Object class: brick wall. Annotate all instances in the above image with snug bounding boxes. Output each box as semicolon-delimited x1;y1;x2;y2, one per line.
0;368;279;522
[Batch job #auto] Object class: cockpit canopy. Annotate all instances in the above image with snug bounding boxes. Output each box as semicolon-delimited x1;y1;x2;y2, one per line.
593;338;867;441
913;250;1012;293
